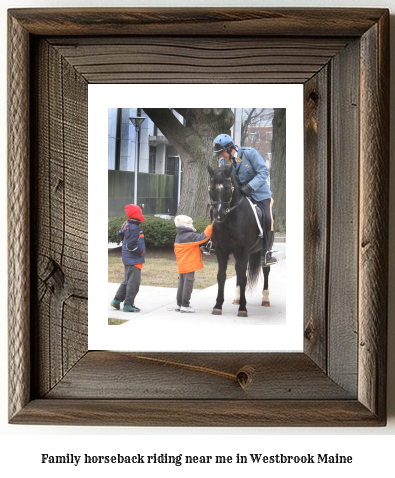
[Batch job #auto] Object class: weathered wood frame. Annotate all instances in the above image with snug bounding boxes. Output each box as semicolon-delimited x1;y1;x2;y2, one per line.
8;8;389;426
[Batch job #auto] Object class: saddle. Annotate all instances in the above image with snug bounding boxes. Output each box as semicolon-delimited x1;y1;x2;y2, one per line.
246;198;266;253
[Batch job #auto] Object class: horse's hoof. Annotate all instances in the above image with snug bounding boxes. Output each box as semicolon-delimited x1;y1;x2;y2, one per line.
232;300;240;305
237;311;248;317
262;301;271;307
212;308;222;315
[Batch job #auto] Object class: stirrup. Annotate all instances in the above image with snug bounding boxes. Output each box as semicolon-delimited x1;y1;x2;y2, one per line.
200;240;215;255
262;250;278;267
200;245;210;255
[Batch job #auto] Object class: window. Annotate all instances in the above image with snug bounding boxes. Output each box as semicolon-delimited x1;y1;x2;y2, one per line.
149;146;156;174
165;156;179;175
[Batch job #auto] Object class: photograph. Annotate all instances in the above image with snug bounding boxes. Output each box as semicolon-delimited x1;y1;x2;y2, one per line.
88;85;303;352
108;109;286;321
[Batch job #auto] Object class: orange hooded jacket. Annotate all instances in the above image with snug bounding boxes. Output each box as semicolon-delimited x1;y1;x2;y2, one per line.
174;224;213;274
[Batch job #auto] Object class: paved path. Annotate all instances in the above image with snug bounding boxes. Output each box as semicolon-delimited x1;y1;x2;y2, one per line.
108;243;286;326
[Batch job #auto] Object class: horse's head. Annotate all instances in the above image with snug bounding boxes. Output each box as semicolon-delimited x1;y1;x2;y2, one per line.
207;164;235;223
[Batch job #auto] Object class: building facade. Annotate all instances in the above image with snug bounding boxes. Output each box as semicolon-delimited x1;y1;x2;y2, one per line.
108;108;184;175
108;108;270;217
243;123;273;169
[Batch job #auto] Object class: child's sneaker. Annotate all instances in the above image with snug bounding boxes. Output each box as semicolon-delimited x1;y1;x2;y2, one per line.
175;304;181;312
123;304;140;312
180;306;195;313
110;298;121;310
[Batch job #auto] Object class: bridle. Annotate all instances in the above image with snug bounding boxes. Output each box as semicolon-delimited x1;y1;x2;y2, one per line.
208;178;244;214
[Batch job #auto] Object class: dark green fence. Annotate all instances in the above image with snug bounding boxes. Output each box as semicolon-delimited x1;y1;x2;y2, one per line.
108;170;179;218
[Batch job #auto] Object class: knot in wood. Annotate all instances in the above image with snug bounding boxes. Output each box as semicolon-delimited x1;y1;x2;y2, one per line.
236;365;255;390
304;322;314;341
308;91;319;103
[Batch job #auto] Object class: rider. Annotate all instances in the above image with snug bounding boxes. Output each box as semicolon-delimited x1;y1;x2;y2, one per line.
202;133;278;266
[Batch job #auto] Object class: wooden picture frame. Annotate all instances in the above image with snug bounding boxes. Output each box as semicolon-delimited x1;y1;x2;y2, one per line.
8;8;389;426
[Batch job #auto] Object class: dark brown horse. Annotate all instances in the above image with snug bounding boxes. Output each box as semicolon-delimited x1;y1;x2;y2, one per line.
208;164;271;317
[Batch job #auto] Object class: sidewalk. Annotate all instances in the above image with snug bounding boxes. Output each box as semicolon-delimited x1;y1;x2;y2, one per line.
108;243;286;326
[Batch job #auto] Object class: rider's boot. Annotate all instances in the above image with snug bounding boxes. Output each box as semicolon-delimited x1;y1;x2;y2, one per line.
262;231;278;266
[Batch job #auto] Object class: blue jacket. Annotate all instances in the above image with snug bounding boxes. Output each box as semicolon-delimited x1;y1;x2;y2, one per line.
218;146;272;201
117;219;146;266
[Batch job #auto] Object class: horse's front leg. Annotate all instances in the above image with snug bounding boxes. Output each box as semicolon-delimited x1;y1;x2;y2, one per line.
212;249;229;315
262;265;271;306
234;248;249;317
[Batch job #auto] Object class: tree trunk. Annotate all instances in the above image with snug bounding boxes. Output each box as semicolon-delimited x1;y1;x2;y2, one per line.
143;108;234;218
270;108;286;232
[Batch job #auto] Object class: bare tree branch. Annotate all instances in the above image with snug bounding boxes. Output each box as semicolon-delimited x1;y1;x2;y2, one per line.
143;108;193;155
173;108;188;118
241;108;274;145
143;108;185;137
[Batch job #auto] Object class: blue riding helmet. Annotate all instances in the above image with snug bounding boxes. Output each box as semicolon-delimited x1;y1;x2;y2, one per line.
213;134;235;156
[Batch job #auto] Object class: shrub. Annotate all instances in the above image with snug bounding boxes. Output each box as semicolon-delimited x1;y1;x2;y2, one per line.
108;215;212;247
108;216;127;244
191;217;211;234
141;216;176;246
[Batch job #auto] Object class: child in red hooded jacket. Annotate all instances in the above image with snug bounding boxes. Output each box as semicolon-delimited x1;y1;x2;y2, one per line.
174;215;214;313
110;204;145;313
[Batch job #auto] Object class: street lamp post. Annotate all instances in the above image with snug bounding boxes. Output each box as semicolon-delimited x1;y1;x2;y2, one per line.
129;116;145;206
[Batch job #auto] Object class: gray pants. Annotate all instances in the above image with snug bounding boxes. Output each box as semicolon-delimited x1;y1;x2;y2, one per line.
176;272;195;307
116;265;141;306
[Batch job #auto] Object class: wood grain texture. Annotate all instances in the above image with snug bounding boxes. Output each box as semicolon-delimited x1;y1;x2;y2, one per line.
327;39;360;396
8;13;31;421
30;39;88;398
11;399;383;427
359;12;389;420
48;37;350;84
303;67;330;370
7;8;389;426
45;352;353;400
8;7;387;37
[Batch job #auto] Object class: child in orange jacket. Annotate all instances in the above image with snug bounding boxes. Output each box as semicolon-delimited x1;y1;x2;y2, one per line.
174;215;214;313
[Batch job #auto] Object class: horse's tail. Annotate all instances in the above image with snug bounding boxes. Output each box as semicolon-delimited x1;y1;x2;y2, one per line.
247;250;262;291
